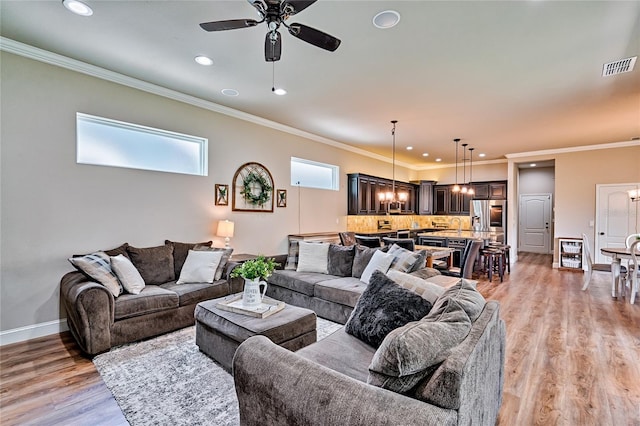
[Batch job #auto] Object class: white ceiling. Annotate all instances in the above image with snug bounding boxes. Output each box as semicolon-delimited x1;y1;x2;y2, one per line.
2;0;639;167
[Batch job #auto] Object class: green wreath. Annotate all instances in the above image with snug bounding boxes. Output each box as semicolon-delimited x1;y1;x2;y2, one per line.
241;172;272;206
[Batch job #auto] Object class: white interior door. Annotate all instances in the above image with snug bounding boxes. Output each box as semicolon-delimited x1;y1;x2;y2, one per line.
519;194;552;253
595;183;640;263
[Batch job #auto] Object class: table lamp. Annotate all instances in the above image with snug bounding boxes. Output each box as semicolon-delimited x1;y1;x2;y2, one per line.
216;220;235;247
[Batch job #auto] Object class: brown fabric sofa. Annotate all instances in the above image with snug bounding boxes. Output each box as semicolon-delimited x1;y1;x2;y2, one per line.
60;241;239;356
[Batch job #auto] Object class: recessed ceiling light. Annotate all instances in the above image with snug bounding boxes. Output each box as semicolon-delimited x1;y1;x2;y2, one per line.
435;158;442;162
373;10;400;29
530;163;537;167
62;0;93;16
479;153;486;157
422;153;429;157
406;146;413;150
194;56;214;66
273;88;287;96
221;88;239;97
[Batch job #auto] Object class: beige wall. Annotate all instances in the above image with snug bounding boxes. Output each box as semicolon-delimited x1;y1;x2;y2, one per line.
417;161;508;185
0;52;410;334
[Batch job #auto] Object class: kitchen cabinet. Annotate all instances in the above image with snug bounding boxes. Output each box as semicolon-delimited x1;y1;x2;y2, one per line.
433;185;472;215
412;180;435;215
433;186;448;215
347;173;418;215
489;182;507;199
471;183;489;199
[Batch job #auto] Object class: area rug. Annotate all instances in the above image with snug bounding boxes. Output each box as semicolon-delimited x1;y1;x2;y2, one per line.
93;318;342;426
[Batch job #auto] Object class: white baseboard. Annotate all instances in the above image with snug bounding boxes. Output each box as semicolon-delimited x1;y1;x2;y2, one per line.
552;262;560;269
0;319;68;346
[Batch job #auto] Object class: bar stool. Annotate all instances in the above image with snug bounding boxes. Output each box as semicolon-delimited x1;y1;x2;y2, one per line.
487;242;511;274
481;246;505;282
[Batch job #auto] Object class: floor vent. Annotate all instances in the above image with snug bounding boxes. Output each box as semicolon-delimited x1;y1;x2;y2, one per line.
602;56;637;77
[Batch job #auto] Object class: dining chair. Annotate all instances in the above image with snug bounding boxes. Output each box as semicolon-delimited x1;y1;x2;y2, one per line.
581;233;626;291
355;235;382;248
382;237;415;251
339;232;356;246
440;240;482;279
625;239;640;304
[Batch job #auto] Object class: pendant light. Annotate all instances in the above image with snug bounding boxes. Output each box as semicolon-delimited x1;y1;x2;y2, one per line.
378;120;407;210
468;147;475;196
452;138;461;192
461;143;468;194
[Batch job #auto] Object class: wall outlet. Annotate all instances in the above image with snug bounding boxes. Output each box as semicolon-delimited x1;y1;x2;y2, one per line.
589;220;594;227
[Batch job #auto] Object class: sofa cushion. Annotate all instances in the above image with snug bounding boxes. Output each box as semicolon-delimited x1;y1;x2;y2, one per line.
127;244;175;285
110;254;145;295
68;252;123;297
313;277;368;308
297;328;376;383
296;241;329;274
351;245;388;279
386;270;445;305
176;250;224;284
409;267;441;280
103;243;131;260
114;285;179;320
160;281;230;306
194;246;233;280
165;240;213;277
327;244;355;277
387;244;421;273
360;250;395;283
345;270;432;348
368;298;472;393
268;270;335;297
429;278;486;322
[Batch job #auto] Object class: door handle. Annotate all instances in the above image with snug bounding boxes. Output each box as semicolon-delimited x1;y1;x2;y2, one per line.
599;232;605;235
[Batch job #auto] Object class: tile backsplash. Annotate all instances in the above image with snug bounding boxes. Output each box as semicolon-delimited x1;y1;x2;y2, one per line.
347;215;471;233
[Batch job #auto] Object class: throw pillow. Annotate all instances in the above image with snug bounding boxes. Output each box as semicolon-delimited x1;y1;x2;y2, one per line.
103;243;130;259
360;250;395;284
327;244;355;277
127;244;175;285
285;240;299;270
352;245;389;278
194;246;234;280
345;270;432;348
110;254;145;295
165;240;213;277
367;298;472;393
68;252;122;297
428;278;486;322
177;250;224;284
296;241;329;274
407;249;427;273
387;244;421;273
386;270;445;304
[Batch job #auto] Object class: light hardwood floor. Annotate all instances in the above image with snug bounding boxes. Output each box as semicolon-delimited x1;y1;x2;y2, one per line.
1;252;639;425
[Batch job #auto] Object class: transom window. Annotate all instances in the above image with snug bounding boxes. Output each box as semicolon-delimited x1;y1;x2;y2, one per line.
76;113;208;176
291;157;339;190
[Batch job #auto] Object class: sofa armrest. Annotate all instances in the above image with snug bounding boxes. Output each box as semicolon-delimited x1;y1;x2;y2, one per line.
233;336;457;426
60;271;114;356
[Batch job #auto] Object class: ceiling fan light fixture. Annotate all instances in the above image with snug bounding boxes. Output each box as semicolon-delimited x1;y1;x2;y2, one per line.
62;0;93;16
194;55;214;66
373;10;401;29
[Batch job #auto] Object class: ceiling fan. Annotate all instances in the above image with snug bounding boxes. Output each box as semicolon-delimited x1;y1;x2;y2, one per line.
199;0;341;62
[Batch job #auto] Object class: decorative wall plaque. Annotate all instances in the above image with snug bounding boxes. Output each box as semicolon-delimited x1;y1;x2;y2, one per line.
232;162;274;212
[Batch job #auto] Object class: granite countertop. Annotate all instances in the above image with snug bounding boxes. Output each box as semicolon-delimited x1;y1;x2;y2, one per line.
417;230;503;240
350;228;441;235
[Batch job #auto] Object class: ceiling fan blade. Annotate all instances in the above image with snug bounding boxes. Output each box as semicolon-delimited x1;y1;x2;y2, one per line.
283;1;317;15
265;31;282;62
199;19;259;32
288;23;340;52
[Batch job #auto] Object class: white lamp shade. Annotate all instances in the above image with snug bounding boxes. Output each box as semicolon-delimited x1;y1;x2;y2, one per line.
216;220;235;238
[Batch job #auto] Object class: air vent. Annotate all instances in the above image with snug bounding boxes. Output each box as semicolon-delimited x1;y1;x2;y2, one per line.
602;56;637;77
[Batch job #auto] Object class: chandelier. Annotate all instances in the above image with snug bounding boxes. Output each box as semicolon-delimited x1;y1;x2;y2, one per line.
452;138;475;196
379;120;408;212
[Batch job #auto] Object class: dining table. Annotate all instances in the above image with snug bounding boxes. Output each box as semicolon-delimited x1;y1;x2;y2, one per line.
600;246;640;300
415;245;455;268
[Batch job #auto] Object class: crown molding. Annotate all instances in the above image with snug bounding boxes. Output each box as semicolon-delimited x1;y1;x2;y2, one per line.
505;140;639;159
415;158;508;171
0;37;412;168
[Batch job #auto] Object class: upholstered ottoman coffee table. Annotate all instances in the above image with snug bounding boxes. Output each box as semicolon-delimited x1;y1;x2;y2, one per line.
195;294;317;371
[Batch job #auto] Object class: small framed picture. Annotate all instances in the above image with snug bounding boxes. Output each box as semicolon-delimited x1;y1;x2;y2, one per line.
215;184;229;206
276;189;287;208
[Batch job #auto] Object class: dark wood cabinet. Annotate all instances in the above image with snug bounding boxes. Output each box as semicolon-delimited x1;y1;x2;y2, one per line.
471;183;489;199
433;186;449;215
412;180;435;215
347;173;418;215
489;182;507;199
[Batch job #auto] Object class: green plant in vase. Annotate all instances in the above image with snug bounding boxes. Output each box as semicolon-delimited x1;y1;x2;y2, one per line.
230;255;279;280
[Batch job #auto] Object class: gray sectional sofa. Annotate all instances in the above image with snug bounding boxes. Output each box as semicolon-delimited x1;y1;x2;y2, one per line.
266;243;440;324
234;277;506;426
60;241;238;356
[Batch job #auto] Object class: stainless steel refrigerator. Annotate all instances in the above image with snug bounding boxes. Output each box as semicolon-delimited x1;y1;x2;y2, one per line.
470;199;506;242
